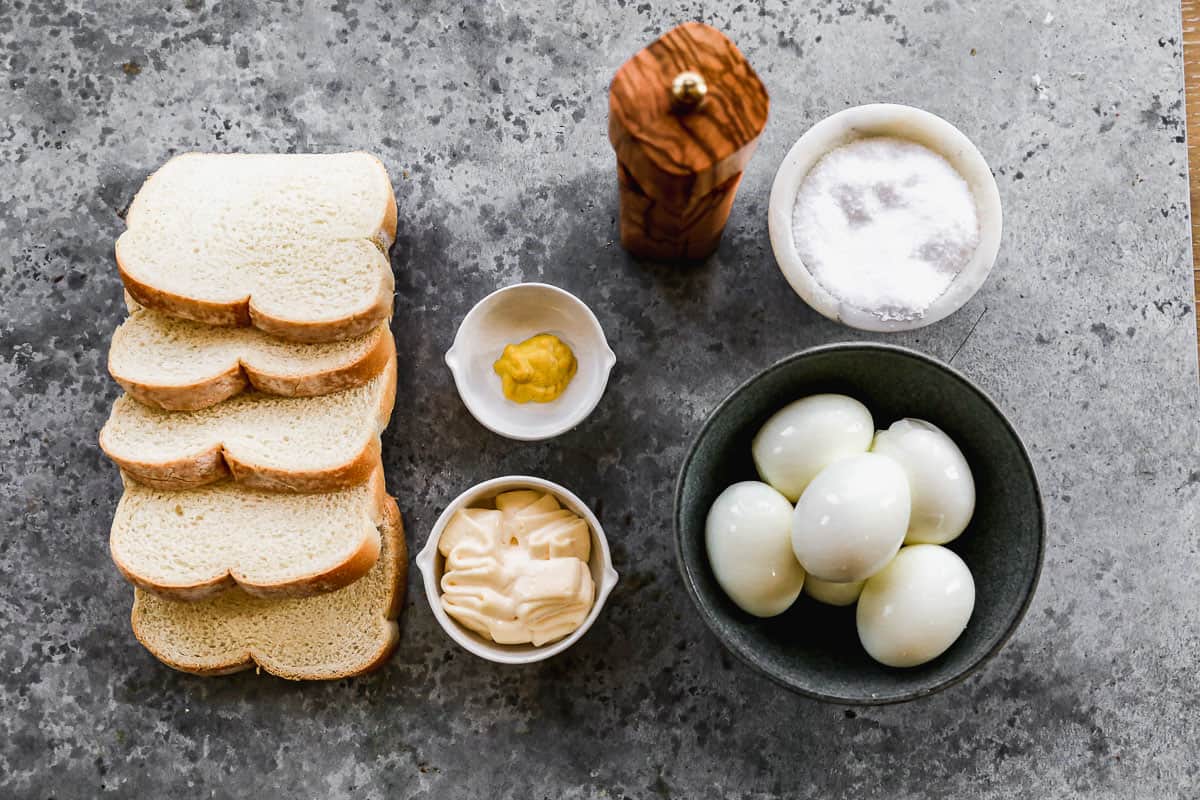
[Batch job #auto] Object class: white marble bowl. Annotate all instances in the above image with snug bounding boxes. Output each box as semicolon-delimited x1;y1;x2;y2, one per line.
768;103;1003;332
445;283;616;441
415;475;620;664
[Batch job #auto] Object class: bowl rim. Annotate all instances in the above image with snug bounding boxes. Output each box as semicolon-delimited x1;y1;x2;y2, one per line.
672;342;1045;704
767;103;1004;333
445;282;617;442
415;474;620;664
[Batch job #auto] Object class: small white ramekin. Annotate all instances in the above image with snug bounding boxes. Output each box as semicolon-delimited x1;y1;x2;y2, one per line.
414;475;620;664
445;283;616;441
768;103;1003;332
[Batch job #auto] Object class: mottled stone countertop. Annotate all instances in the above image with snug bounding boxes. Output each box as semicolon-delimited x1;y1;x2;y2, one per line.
2;1;1198;797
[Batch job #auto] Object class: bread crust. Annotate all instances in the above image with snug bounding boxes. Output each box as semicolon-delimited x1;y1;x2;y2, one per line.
377;171;399;250
245;269;394;344
130;496;407;679
115;152;398;344
99;346;397;493
246;324;393;399
115;367;250;413
109;315;394;412
113;468;388;602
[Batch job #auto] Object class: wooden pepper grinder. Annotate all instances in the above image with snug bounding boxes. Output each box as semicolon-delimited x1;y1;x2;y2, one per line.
608;21;769;262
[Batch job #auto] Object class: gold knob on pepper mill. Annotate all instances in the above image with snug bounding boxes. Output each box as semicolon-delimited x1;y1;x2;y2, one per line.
670;71;708;111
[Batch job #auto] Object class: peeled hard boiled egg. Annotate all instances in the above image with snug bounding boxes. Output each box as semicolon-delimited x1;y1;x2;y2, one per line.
752;394;874;502
706;481;805;617
790;452;910;583
856;544;976;668
803;576;865;607
871;418;975;545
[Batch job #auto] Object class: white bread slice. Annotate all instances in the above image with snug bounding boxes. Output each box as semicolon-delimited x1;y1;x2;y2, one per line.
111;467;387;601
109;306;394;411
115;152;397;343
132;496;405;679
99;352;396;492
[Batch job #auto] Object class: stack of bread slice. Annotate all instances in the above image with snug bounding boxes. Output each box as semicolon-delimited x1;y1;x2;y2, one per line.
99;152;405;680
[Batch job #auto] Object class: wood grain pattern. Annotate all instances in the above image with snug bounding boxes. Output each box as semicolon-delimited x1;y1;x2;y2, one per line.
609;22;768;206
1182;1;1200;347
617;163;742;261
609;22;768;261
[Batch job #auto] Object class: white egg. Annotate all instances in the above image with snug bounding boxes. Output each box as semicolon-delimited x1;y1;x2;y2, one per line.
706;481;805;617
871;418;975;545
790;453;910;583
856;544;975;668
803;576;865;607
752;394;874;502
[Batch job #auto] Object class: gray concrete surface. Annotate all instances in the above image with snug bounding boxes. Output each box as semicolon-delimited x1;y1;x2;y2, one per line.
2;1;1198;797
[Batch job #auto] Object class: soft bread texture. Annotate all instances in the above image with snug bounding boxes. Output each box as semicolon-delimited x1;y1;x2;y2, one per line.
116;152;397;343
99;353;396;492
109;306;394;411
111;468;386;601
132;496;406;679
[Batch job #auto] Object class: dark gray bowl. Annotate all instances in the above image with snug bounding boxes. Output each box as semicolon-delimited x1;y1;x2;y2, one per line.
674;343;1044;704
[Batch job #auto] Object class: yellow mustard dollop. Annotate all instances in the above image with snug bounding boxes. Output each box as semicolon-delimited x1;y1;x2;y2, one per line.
493;333;577;403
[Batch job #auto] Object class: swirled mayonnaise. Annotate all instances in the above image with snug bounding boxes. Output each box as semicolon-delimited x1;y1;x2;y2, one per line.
438;490;594;646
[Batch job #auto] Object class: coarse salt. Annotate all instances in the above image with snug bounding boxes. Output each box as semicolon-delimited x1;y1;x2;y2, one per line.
791;137;980;322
